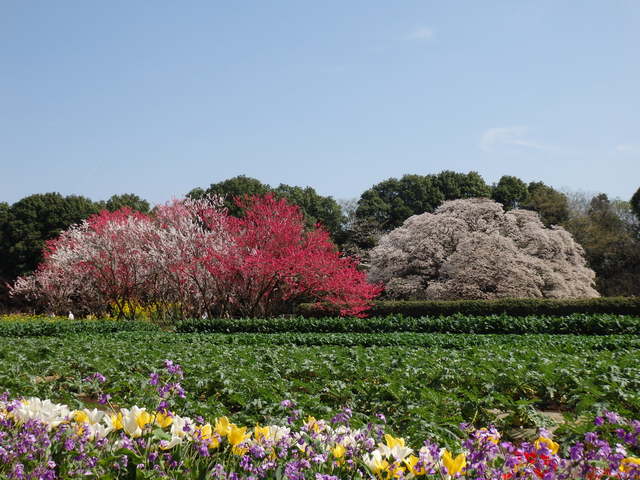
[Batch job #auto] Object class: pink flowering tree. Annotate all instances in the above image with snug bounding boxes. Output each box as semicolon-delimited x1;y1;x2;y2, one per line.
11;195;380;318
12;208;161;317
149;196;233;319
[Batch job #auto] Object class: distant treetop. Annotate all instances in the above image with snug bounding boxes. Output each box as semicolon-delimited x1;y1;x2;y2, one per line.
188;175;345;240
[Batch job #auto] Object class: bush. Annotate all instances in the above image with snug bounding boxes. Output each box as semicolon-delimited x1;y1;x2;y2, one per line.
176;312;640;335
297;297;640;317
168;332;640;348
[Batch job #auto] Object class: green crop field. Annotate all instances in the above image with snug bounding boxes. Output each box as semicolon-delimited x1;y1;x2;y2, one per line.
1;322;639;446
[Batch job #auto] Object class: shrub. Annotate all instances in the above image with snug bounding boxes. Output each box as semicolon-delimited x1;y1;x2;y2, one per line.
0;318;159;337
175;312;640;335
298;297;640;317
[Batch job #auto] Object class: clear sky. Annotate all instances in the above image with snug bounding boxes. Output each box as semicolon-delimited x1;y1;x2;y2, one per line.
1;1;638;206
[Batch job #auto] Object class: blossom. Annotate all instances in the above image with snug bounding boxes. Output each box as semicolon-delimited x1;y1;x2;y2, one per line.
331;443;345;459
121;407;152;438
363;450;390;477
215;416;232;437
1;373;639;480
11;397;71;430
534;436;560;455
442;450;466;476
620;457;640;473
229;425;250;454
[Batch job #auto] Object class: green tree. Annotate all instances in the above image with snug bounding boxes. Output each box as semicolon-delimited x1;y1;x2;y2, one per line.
0;202;10;280
434;170;492;200
190;176;345;239
631;186;640;220
273;184;345;237
610;199;639;228
492;175;529;210
563;193;640;296
188;175;270;216
355;175;444;230
521;182;570;226
0;202;10;309
1;193;99;279
102;193;151;213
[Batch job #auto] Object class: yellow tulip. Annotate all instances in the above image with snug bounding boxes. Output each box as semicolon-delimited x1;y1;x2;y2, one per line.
228;425;249;446
404;455;425;476
154;412;173;428
195;423;220;448
332;443;346;459
387;463;405;478
620;457;640;473
534;436;559;455
384;434;406;448
364;451;390;477
196;423;212;439
73;410;89;424
109;412;123;431
306;416;321;433
136;410;152;429
254;425;270;442
215;416;232;437
442;450;466;476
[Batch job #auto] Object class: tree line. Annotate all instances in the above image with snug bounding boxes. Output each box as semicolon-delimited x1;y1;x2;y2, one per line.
1;172;639;307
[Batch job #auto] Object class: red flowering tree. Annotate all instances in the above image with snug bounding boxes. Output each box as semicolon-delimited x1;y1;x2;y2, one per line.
203;194;381;317
11;195;380;318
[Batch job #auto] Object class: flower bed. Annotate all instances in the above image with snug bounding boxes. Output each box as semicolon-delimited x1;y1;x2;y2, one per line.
1;362;639;479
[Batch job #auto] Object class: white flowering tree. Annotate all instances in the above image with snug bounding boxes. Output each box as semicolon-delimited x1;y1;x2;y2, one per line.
368;198;599;300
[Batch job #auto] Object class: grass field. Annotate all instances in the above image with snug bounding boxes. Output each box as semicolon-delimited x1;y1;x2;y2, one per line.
1;325;639;446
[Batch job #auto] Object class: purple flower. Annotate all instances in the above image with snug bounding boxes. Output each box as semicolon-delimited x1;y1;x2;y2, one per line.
331;406;353;424
83;372;106;383
149;372;160;386
164;359;184;377
604;411;621;424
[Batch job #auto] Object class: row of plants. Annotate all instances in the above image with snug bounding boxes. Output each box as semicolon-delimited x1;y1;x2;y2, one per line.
2;360;639;479
298;297;640;318
0;317;159;337
175;313;640;335
0;332;638;447
135;332;640;349
3;313;640;337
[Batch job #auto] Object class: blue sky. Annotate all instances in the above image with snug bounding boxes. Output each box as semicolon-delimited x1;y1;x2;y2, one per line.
1;1;638;206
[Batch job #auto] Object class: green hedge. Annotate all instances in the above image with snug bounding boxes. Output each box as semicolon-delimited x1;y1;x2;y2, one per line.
298;297;640;317
175;313;640;335
0;319;160;337
170;332;640;349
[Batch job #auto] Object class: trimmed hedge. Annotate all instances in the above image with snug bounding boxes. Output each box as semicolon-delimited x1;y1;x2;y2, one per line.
168;332;640;349
298;297;640;317
175;313;640;335
0;319;160;337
